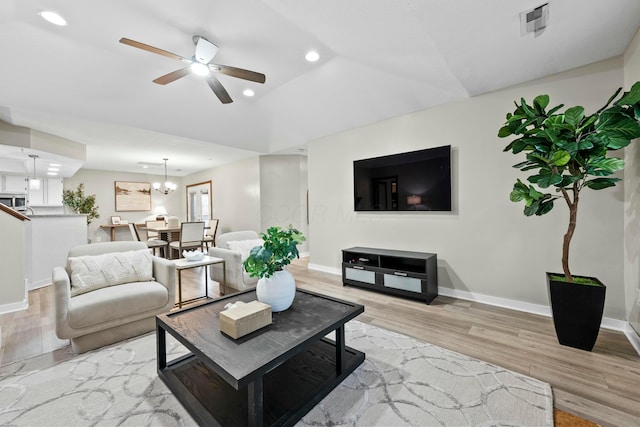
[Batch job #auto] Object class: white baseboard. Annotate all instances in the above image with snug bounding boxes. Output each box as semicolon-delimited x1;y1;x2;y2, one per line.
308;263;341;275
624;324;640;355
0;298;28;315
307;263;640;356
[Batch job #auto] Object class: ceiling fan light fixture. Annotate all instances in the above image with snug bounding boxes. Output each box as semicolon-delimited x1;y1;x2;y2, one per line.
190;62;210;76
243;89;255;97
305;50;320;62
39;11;68;26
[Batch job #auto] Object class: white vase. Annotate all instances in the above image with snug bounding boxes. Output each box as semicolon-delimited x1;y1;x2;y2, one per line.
256;270;296;312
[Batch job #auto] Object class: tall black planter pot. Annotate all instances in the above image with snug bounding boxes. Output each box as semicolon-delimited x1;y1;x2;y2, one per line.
546;272;606;351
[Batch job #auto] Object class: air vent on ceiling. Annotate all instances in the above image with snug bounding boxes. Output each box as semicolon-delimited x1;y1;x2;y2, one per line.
520;3;549;38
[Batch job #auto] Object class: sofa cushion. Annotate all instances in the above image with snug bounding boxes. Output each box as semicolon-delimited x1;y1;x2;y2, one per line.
69;249;153;297
67;281;168;329
227;239;264;261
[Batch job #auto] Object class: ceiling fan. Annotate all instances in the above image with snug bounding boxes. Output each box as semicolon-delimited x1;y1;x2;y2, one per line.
119;35;266;104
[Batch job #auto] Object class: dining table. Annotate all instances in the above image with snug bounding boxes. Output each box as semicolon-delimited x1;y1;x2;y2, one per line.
145;224;181;243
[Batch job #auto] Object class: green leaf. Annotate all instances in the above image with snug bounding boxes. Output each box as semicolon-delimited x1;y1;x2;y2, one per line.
577;115;597;133
520;99;535;116
537;174;563;188
547;104;565;116
577;139;594;150
564;106;585;129
584;178;621;190
498;126;512;138
590;157;625;173
615;81;640;106
537;199;555;215
533;94;550;111
596;110;640;145
550;150;571;166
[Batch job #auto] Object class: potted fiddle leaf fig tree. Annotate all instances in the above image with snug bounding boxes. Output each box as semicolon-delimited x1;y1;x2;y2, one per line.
498;81;640;351
243;225;306;312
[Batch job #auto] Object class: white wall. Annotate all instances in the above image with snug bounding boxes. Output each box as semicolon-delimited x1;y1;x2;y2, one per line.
624;28;640;334
259;155;309;253
308;57;628;320
0;210;27;312
64;169;183;242
185;156;262;235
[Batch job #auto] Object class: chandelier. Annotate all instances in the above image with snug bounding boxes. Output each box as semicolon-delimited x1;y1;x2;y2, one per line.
153;158;177;195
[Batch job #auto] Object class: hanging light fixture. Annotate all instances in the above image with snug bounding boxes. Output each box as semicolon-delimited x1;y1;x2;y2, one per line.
153;158;177;195
28;154;41;190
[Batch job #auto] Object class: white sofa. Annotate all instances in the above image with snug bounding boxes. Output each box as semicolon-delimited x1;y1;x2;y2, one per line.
207;230;262;294
53;241;176;353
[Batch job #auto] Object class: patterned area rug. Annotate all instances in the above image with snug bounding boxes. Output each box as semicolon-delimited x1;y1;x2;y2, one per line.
0;321;552;426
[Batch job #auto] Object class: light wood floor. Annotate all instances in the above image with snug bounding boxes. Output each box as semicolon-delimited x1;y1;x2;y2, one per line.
1;260;638;426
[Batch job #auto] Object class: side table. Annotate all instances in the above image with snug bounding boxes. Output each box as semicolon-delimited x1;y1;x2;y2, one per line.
173;255;226;308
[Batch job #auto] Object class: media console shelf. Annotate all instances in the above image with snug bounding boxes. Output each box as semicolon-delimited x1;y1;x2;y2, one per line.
342;247;438;304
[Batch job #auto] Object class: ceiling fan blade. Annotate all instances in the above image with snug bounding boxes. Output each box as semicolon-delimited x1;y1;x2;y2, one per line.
206;75;233;104
119;37;191;63
153;67;191;85
212;64;266;84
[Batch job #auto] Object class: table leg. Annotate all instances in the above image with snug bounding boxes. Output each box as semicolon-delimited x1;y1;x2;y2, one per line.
204;264;209;299
336;325;346;375
178;270;183;308
221;261;226;295
157;324;166;370
248;377;264;427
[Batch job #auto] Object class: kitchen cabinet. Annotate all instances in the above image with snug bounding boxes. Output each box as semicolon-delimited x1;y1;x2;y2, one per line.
3;175;27;193
29;178;63;206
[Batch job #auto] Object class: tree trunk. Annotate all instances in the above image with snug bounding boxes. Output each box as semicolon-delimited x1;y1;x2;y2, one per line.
562;192;579;283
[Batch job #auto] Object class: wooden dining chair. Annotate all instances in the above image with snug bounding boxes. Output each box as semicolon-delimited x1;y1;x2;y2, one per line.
169;221;205;259
203;219;219;249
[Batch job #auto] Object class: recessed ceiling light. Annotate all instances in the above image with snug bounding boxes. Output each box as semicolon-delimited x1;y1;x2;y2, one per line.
190;62;209;76
243;89;255;97
49;163;61;167
305;50;320;62
47;172;58;176
48;167;59;172
39;11;68;26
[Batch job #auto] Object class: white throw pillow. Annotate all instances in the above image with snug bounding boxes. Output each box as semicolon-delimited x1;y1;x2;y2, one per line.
69;249;153;297
227;239;264;261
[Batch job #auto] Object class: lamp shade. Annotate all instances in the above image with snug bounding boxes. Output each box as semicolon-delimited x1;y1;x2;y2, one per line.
407;195;421;205
153;206;168;216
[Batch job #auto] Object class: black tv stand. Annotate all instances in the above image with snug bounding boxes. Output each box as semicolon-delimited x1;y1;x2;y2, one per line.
341;247;438;304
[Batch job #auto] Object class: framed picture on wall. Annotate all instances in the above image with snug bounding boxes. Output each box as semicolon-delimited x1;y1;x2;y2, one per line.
115;181;151;212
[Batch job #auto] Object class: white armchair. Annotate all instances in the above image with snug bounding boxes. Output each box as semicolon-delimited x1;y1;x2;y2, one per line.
208;230;262;294
53;241;176;353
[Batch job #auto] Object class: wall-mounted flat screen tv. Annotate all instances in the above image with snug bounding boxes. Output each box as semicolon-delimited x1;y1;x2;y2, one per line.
354;145;451;212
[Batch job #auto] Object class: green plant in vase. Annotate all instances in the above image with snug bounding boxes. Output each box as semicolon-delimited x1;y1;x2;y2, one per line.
244;225;306;312
62;183;100;225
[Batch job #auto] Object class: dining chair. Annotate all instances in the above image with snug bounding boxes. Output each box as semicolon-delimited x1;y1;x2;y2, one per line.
169;221;205;259
203;218;219;249
134;223;169;258
145;220;166;240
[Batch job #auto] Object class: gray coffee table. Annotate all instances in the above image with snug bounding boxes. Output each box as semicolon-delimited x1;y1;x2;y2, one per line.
156;289;365;427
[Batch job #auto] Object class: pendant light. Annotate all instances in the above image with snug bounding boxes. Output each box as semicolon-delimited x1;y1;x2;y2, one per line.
28;154;41;190
153;158;176;195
